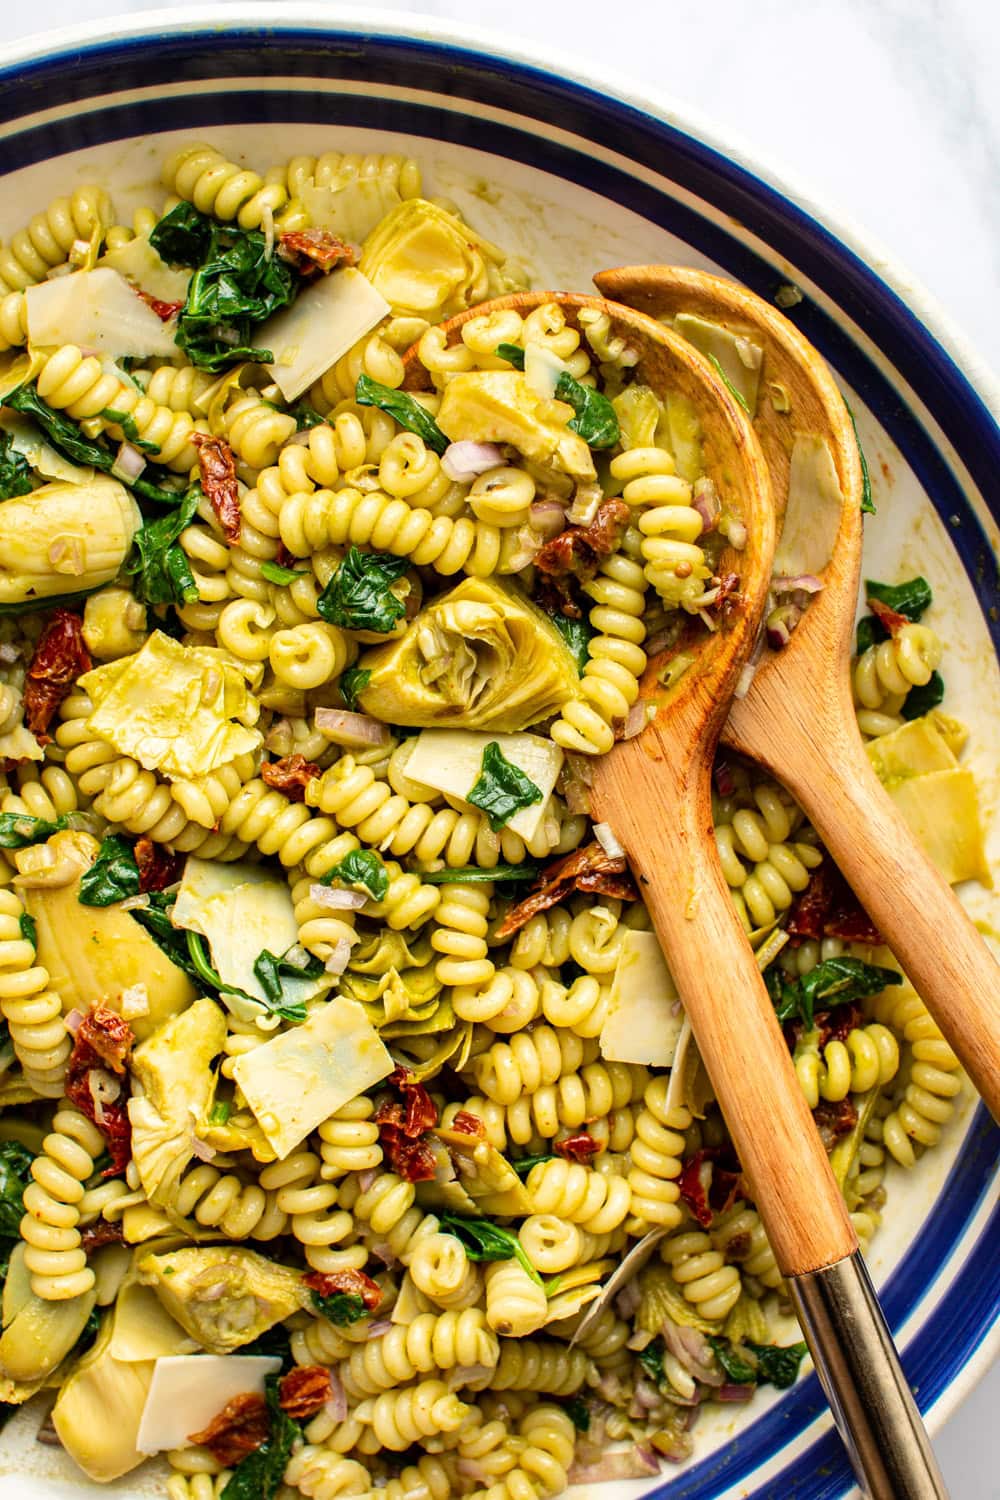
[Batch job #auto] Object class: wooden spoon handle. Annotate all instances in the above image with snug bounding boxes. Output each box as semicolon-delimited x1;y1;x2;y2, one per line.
732;696;1000;1119
603;743;857;1277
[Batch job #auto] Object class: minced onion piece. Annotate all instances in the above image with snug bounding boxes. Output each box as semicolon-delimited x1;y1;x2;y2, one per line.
325;1370;347;1422
111;441;147;483
367;1319;393;1338
622;702;648;740
261;204;275;260
718;510;748;550
119;893;151;912
323;938;353;977
528;499;567;539
311;886;367;911
190;1134;217;1163
566;482;602;527
733;660;757;700
592;822;625;860
440;441;505;482
734;335;763;370
766;601;803;649
65;1008;84;1035
47;537;85;576
315;707;391;749
692;477;721;533
718;1383;755;1402
569;1449;661;1483
89;1069;121;1125
120;983;150;1019
771;573;824;594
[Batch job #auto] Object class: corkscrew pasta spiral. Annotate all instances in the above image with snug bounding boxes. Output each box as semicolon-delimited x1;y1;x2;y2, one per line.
20;1103;103;1300
793;1023;900;1108
659;1227;743;1322
0;889;70;1096
163;142;292;230
0;186;110;296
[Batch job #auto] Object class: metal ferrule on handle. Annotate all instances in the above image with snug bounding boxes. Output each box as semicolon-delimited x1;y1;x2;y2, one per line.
790;1253;949;1500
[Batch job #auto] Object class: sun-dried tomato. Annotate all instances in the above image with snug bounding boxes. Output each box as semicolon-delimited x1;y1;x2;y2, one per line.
64;1004;135;1176
786;865;834;942
447;1110;486;1138
494;842;638;941
189;1392;270;1466
261;755;322;802
134;288;182;322
134;838;182;893
278;1365;332;1420
192;433;241;545
677;1148;746;1227
815;1002;863;1050
814;1097;858;1151
713;571;742;619
303;1268;382;1311
278;229;357;275
713;757;736;798
274;541;297;570
554;1132;601;1164
23;610;90;742
534;498;629;583
374;1066;440;1182
867;597;908;637
787;864;881;946
80;1219;125;1254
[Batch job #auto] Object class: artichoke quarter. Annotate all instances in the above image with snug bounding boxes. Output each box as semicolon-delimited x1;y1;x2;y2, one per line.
360;198;524;321
138;1245;307;1353
356;576;580;733
0;476;140;606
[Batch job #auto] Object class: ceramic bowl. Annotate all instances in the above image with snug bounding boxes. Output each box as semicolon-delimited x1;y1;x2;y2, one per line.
0;8;997;1499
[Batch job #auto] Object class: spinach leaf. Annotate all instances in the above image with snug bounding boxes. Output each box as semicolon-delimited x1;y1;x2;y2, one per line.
355;375;449;455
510;1152;556;1177
317;546;411;634
78;834;141;907
495;342;526;369
0;811;68;849
439;1212;542;1285
18;911;36;947
865;576;932;622
129;893;202;983
251;949;309;1025
549;612;593;674
321;849;389;902
901;670;945;719
126;488;201;606
183;931;259;1012
422;861;540;885
289;400;325;431
241;1323;293;1373
554;371;620;448
260;559;307;586
855;613;883;656
101;408;160;455
845;404;875;515
636;1338;665;1384
338;665;371;712
220;1374;300;1500
0;431;33;500
767;956;901;1029
311;1288;368;1326
0;1141;34;1240
468;742;543;833
151;203;300;372
747;1339;809;1389
708;1336;757;1384
564;1396;590;1432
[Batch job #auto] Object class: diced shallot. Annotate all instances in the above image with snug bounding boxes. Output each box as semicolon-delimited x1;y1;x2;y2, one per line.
111;442;147;483
622;702;648;740
120;983;150;1019
367;1319;392;1338
717;1383;755;1402
771;573;824;594
315;708;390;750
88;1068;121;1125
119;894;151;912
440;441;505;482
528;499;568;539
309;884;367;911
65;1009;84;1035
592;822;625;860
566;483;602;527
325;1369;347;1422
190;1134;217;1163
692;477;721;533
323;940;354;977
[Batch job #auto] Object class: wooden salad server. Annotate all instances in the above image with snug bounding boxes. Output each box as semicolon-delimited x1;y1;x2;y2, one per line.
595;264;1000;1124
406;293;947;1499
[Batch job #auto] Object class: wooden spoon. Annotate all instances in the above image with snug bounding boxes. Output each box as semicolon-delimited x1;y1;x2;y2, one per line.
405;293;947;1498
595;264;1000;1123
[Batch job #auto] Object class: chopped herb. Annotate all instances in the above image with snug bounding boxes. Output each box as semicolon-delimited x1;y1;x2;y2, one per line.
17;911;36;947
151;203;300;372
564;1396;590;1432
101;407;160;455
0;431;33;500
220;1374;300;1500
339;665;372;712
208;1100;232;1126
321;849;389;902
865;576;932;622
251;949;309;1025
0;811;68;849
766;956;901;1029
78;834;141;907
316;545;410;634
554;371;619;448
549;612;593;674
901;670;946;719
422;862;540;885
439;1212;542;1286
637;1338;665;1384
495;342;526;369
510;1153;556;1177
125;488;201;607
468;742;543;833
0;1140;33;1240
311;1288;368;1326
845;404;875;514
705;354;751;415
260;559;306;586
355;375;448;455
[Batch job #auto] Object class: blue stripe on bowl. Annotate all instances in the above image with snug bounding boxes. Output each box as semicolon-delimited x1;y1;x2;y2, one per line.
0;25;996;1499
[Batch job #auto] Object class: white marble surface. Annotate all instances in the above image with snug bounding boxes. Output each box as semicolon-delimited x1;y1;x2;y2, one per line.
0;0;997;1494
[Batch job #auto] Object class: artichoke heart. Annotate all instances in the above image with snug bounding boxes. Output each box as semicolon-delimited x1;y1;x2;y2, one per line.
360;198;523;321
0;1243;97;1385
417;1126;531;1218
51;1308;153;1482
357;577;579;733
0;476;140;606
437;371;595;480
138;1246;307;1353
128;998;227;1209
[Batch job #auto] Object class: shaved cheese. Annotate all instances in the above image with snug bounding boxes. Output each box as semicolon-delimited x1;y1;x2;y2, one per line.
601;929;685;1067
136;1354;281;1454
233;997;393;1159
302;178;402;244
261;266;389;402
774;434;843;578
25;268;179;358
0;412;95;484
173;857;328;1008
98;236;191;303
404;729;563;840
